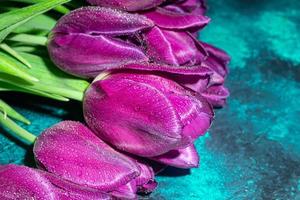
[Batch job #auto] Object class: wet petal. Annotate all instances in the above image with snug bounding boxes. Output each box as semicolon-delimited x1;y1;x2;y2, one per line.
87;0;166;11
121;62;213;75
34;121;140;192
201;85;230;107
144;27;205;66
167;90;213;141
84;74;185;157
84;73;213;157
42;172;111;200
111;181;137;200
0;165;57;200
54;7;153;35
48;33;148;78
143;7;210;30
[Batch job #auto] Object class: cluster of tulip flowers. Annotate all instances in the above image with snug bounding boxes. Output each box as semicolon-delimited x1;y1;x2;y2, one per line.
0;0;230;199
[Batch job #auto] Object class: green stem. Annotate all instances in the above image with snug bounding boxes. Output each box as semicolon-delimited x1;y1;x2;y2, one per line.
0;112;36;144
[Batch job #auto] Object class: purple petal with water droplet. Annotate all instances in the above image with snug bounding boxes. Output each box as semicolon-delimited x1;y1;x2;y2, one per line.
84;73;213;157
0;165;58;199
34;121;140;192
143;7;210;30
87;0;166;11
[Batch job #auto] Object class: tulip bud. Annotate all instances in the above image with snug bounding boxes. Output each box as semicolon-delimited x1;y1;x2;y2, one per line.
87;0;166;11
83;72;213;157
34;121;140;192
48;7;153;78
47;6;210;78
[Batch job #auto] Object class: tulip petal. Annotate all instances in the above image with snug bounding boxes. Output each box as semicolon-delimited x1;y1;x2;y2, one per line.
202;42;230;77
121;62;213;75
144;27;205;66
0;165;57;200
42;172;111;200
167;89;213;141
34;121;140;192
143;7;210;30
151;144;199;168
111;181;137;200
174;0;207;15
87;0;166;11
54;7;153;35
201;85;230;107
84;74;185;157
48;34;148;77
135;160;157;194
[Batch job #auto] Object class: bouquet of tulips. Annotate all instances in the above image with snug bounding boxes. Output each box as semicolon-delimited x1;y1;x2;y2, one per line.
0;0;230;199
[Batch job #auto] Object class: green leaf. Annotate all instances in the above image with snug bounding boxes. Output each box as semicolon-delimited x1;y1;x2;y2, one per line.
0;43;32;68
0;51;89;101
9;0;70;14
0;51;39;83
0;99;30;124
0;81;69;101
0;0;70;42
7;34;47;46
12;14;57;35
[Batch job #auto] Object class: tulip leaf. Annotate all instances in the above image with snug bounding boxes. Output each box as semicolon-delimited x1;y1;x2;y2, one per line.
7;34;48;46
0;99;30;125
12;14;57;35
9;0;70;14
0;0;70;42
0;81;69;102
0;43;32;68
0;51;89;101
0;51;39;83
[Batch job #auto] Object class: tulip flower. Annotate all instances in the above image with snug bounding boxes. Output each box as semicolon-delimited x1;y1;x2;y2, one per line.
48;7;154;78
34;121;156;199
83;72;213;157
47;6;209;78
0;165;111;200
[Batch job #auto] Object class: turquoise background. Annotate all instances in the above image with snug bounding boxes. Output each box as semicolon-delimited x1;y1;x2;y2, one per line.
1;0;300;199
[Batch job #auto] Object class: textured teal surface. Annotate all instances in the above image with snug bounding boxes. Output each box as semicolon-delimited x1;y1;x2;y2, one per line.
1;0;300;199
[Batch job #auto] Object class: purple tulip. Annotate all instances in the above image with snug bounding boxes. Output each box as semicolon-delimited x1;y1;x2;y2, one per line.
87;0;166;11
151;144;199;168
48;7;153;78
34;121;157;199
83;72;213;157
34;121;140;193
0;165;111;200
47;6;210;78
